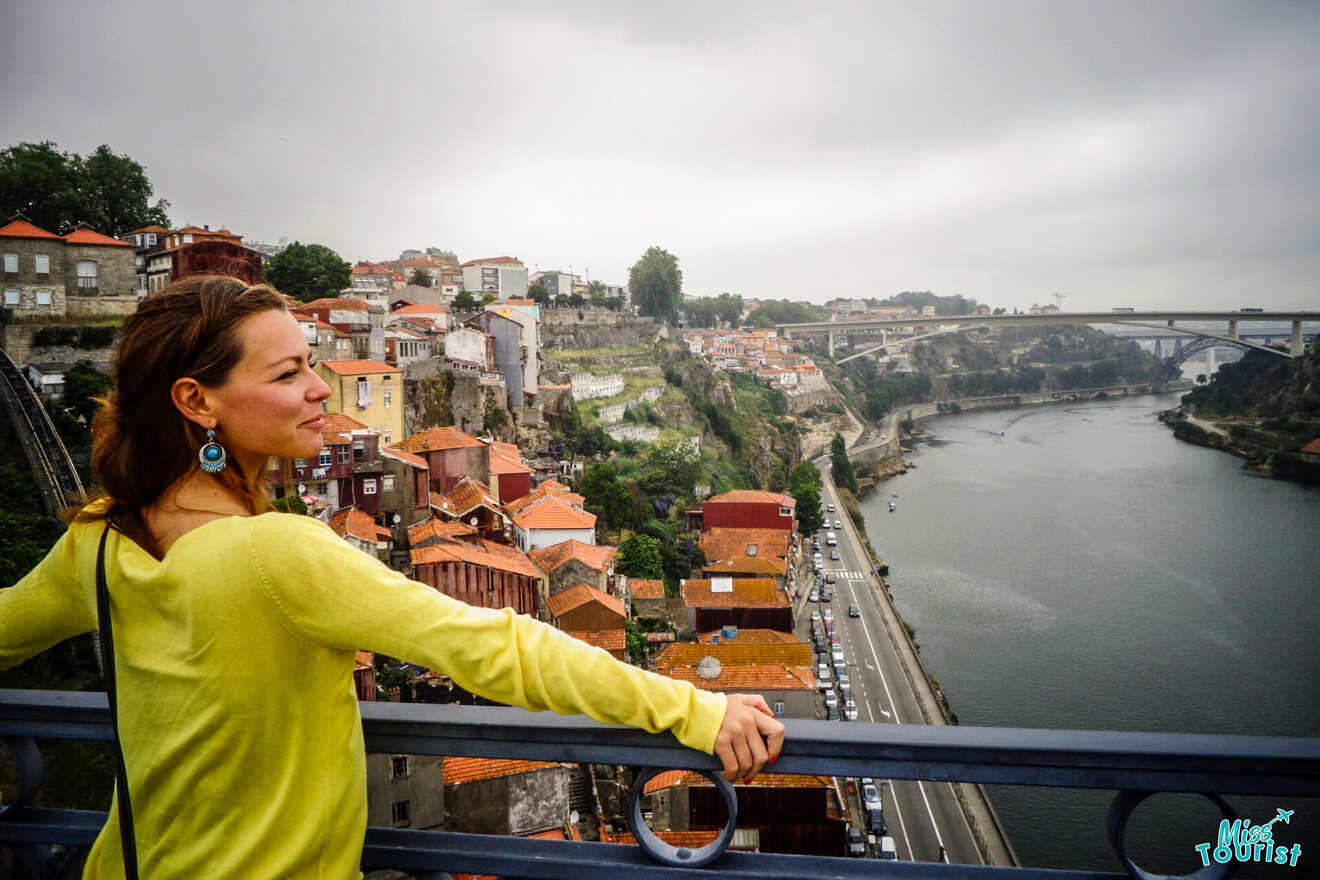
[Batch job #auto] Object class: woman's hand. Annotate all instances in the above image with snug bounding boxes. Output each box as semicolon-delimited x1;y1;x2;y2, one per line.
713;693;786;783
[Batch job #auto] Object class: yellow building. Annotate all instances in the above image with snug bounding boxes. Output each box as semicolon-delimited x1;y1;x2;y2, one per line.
314;359;404;445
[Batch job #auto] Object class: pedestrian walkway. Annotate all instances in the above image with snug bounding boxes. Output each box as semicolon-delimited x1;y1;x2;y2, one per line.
826;569;867;580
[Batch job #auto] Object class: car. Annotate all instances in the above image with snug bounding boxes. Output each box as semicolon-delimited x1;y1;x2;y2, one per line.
827;704;840;721
810;610;821;624
822;608;833;622
822;588;834;601
844;705;859;721
817;664;832;687
827;503;836;512
809;588;820;602
846;827;865;857
860;777;874;787
834;519;843;529
824;690;838;709
825;574;836;584
840;682;853;702
836;671;850;690
879;835;898;860
832;648;845;664
862;783;881;812
830;549;840;560
849;604;860;618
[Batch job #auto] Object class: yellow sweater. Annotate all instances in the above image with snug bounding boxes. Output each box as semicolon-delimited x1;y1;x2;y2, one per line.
2;511;727;878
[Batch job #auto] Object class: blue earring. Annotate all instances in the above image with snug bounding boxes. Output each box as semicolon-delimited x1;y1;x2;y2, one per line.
199;427;227;474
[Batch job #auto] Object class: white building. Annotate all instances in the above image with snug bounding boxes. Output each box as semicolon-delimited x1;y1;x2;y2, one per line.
571;372;625;401
444;326;490;369
510;496;597;551
597;403;626;424
462;256;528;299
604;424;659;444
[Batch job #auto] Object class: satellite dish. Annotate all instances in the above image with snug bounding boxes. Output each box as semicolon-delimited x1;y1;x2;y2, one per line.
570;810;580;826
469;517;478;526
392;514;401;525
297;484;306;494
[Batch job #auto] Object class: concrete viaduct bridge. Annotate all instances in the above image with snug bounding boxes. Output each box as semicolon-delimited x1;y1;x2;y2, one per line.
776;311;1319;362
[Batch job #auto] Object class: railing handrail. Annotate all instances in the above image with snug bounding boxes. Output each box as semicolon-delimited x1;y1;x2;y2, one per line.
3;688;1317;797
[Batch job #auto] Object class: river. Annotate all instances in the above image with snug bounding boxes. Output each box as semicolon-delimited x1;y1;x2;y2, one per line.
859;393;1319;876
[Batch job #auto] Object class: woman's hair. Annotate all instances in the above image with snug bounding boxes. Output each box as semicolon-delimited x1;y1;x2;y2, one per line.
73;276;291;550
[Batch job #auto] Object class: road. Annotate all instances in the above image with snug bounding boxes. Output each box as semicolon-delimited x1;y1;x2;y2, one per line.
798;452;984;866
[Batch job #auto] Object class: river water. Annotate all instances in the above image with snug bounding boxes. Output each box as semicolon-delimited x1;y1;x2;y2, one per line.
859;394;1320;876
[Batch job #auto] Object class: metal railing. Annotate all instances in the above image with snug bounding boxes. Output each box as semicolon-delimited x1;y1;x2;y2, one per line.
3;689;1317;879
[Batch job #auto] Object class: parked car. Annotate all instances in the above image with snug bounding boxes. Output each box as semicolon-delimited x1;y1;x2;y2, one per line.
846;827;865;857
810;611;821;624
849;604;860;618
830;549;840;560
817;664;831;687
832;647;845;665
879;836;898;860
827;503;836;512
822;608;833;622
824;690;838;709
827;704;840;721
844;703;858;721
862;783;881;813
836;670;850;690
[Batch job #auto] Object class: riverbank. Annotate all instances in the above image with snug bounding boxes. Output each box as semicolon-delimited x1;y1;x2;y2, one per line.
1159;407;1320;483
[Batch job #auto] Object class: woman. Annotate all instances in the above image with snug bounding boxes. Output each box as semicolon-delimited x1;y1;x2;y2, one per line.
1;276;784;878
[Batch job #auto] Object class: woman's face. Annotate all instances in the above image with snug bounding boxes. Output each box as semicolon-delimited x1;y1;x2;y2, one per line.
205;309;331;468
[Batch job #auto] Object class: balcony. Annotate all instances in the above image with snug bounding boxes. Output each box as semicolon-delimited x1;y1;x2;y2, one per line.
2;688;1316;878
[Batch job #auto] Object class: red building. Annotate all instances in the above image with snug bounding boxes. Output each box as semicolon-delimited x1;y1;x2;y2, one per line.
487;440;532;504
410;537;543;616
688;490;795;533
393;426;489;493
266;412;383;516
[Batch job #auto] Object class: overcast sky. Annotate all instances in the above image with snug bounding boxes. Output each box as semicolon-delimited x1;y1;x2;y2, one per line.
3;1;1318;310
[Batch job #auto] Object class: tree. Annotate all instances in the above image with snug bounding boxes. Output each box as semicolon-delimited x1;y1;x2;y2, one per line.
830;432;857;493
408;268;432;287
616;534;664;579
789;461;825;536
1196;374;1208;385
628;246;683;321
527;281;550;305
579;464;640;531
624;619;646;665
262;242;351;303
453;289;477;311
481;292;498;305
61;361;113;424
0;140;170;235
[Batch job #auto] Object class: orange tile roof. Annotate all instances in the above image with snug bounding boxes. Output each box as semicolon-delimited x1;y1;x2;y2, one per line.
527;539;616;574
63;226;132;247
545;584;625;619
661;664;815;692
407;518;479;545
329;508;392;544
567;629;626;652
435;477;501;516
380;445;429;469
1302;438;1320;455
504;484;585;516
319;412;371;446
603;829;722;847
392;303;449;315
699;528;792;565
512;497;596;531
643;770;831;794
697;628;797;644
654;641;811;668
680;578;787;608
0;219;62;240
124;224;171;235
705;489;795;507
461;255;522;266
702;557;787;576
629;579;665;599
490;450;532;475
317;359;400;375
538;479;571;491
443;757;564;785
301;297;369;311
410;537;543;579
395;426;484;453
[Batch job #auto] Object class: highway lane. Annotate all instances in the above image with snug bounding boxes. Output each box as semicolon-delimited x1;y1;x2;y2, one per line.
808;453;983;866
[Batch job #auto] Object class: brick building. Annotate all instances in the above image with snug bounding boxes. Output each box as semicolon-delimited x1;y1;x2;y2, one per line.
2;218;135;318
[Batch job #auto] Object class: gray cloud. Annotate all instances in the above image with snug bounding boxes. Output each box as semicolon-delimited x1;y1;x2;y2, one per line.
2;0;1317;309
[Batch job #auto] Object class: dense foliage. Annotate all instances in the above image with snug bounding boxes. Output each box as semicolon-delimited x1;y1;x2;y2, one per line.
616;534;664;579
262;241;351;303
682;293;743;328
0;140;170;234
841;358;933;420
1181;348;1320;418
789;461;824;536
872;291;980;316
830;433;857;493
31;325;117;349
745;299;828;328
628;246;683;320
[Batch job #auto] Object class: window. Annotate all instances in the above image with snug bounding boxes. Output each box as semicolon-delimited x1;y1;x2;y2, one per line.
383;474;395;492
773;701;785;716
356;376;371;409
319;449;332;466
146;232;157;245
391;800;410;827
35;289;52;307
364;479;377;495
294;457;307;468
780;506;793;517
34;254;50;276
383;428;391;443
2;254;16;273
267;457;280;470
77;260;98;288
383;389;392;408
182;233;193;244
338;446;351;464
353;440;365;461
391;755;409;780
4;289;17;306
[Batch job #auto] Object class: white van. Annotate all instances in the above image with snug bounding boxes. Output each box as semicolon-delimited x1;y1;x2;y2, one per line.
826;531;837;547
880;836;898;860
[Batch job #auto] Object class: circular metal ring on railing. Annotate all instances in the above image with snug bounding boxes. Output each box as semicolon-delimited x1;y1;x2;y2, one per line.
628;767;738;867
0;737;43;818
1107;789;1237;880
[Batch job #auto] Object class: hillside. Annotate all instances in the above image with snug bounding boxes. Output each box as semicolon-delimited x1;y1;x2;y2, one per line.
1161;340;1320;483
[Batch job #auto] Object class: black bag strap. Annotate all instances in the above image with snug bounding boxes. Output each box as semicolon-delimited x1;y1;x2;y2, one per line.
96;523;141;879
